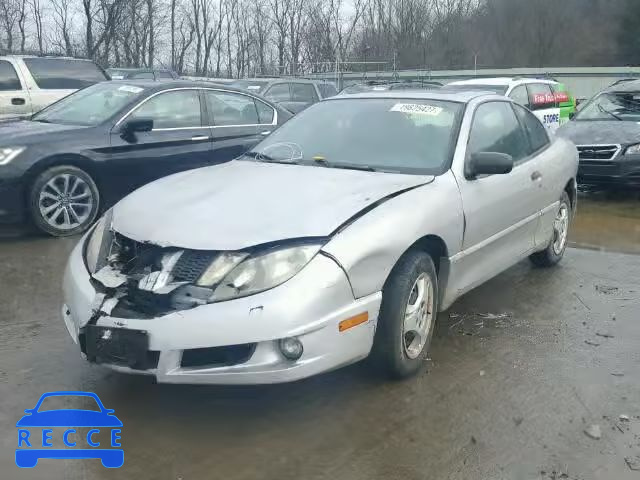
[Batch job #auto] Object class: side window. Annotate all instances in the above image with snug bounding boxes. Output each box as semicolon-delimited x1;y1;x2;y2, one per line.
158;71;174;79
23;58;107;89
0;60;22;90
513;104;550;153
549;83;571;104
129;90;201;129
526;83;556;111
509;85;529;108
205;90;259;126
290;83;318;103
130;72;155;79
254;99;275;124
317;83;338;98
264;83;291;102
468;102;530;164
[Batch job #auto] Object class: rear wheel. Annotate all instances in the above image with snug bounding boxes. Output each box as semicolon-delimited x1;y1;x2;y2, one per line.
372;250;438;379
29;165;100;237
529;191;571;267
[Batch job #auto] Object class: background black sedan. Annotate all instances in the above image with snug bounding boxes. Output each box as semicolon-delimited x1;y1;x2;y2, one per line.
558;79;640;189
0;80;291;236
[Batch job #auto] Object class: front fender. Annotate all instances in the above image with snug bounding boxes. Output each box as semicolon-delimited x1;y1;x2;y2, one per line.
322;171;464;301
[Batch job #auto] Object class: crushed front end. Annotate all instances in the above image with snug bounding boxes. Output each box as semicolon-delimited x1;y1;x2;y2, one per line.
62;215;381;384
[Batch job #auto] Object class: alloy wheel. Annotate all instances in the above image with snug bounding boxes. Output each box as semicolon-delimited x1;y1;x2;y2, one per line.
38;173;94;231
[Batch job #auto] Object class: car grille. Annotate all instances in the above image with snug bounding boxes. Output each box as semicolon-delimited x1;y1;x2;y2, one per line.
172;250;217;282
577;144;620;161
113;233;217;283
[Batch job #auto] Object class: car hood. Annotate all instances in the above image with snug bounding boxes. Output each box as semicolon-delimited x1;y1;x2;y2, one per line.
0;120;87;145
557;120;640;146
112;160;433;250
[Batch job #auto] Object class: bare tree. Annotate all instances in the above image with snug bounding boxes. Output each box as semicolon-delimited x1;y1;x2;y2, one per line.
0;0;19;52
29;0;45;54
51;0;74;55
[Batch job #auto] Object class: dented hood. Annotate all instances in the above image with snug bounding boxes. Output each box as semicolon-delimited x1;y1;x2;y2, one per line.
112;160;433;250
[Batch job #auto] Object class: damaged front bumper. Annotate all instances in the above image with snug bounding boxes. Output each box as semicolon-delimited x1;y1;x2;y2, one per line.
62;239;381;384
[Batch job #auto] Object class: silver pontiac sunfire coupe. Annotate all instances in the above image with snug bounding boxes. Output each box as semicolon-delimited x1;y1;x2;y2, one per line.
62;90;578;384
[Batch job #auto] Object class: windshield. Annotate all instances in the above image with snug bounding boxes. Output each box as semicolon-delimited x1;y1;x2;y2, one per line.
32;82;146;126
243;98;463;174
445;84;508;95
230;80;269;92
575;91;640;121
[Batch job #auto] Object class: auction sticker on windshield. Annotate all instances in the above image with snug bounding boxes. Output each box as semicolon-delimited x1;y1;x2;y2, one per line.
390;103;443;116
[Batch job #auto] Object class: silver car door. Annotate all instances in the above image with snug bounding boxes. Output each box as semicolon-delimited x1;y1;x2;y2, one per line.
449;100;541;297
513;103;568;250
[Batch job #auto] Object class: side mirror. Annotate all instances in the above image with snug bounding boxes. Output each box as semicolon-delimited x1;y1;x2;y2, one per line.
467;152;514;179
120;118;153;141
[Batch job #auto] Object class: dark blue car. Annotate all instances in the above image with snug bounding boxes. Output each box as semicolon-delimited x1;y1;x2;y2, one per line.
16;391;123;468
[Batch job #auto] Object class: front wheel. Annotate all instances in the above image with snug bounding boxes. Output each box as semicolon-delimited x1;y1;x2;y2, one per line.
371;250;439;379
29;165;100;237
529;191;572;267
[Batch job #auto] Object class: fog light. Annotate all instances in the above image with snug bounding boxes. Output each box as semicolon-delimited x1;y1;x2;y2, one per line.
279;337;303;361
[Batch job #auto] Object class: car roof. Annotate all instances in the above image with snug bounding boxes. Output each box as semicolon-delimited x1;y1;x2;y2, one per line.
327;90;498;103
449;77;556;87
109;79;251;93
607;79;640;93
237;77;325;84
0;54;96;62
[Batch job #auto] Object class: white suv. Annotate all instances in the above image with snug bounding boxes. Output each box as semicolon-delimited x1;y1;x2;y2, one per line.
447;77;570;133
0;55;108;120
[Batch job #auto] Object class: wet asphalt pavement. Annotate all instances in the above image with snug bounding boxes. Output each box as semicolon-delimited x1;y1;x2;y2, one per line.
1;195;640;480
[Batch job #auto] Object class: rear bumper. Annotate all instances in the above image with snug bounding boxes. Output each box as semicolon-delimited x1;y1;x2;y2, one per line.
578;155;640;187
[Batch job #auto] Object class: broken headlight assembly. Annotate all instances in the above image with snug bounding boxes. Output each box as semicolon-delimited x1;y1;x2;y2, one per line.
200;244;322;302
84;209;113;273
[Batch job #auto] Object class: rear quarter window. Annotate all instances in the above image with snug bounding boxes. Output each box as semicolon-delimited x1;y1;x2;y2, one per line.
0;60;22;90
23;58;107;89
317;83;338;98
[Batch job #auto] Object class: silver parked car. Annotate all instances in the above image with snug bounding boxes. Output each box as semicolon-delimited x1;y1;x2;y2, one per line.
62;91;578;384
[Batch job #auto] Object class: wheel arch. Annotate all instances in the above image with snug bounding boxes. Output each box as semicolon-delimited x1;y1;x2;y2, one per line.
564;177;577;216
23;154;99;206
387;234;451;309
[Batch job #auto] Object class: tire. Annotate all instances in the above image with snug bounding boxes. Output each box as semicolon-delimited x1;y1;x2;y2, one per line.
29;165;100;237
529;191;572;268
371;250;439;379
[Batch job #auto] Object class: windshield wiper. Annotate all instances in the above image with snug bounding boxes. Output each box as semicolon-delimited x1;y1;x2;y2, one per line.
310;158;377;172
597;104;622;121
242;151;298;164
31;118;51;123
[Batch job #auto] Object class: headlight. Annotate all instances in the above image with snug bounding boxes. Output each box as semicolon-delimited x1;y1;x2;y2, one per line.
204;244;322;302
84;209;113;273
625;144;640;155
0;146;25;165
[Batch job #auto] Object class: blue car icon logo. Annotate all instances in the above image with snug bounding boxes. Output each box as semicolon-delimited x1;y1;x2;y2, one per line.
16;391;123;468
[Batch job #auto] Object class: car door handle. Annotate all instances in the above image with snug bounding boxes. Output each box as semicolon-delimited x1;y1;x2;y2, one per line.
11;97;26;105
191;135;209;141
260;130;271;136
531;171;543;182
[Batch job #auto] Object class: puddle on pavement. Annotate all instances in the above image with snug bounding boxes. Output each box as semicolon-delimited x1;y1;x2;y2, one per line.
570;191;640;254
